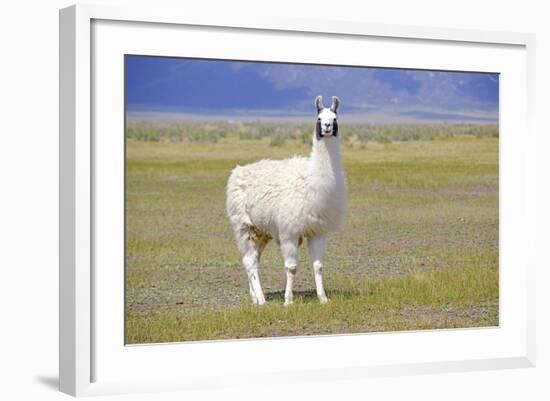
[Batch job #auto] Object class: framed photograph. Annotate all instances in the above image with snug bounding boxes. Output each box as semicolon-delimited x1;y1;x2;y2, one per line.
59;4;536;396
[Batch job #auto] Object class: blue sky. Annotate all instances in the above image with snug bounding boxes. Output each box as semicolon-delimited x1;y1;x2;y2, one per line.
125;55;499;124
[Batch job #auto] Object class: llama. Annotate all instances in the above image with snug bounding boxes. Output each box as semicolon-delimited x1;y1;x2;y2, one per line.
226;96;347;305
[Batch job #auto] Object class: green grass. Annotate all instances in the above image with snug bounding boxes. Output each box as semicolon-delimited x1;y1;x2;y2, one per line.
125;124;499;344
126;261;498;343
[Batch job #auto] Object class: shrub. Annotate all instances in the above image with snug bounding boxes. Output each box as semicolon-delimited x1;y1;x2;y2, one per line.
126;123;161;142
269;136;286;147
300;131;311;145
375;135;391;145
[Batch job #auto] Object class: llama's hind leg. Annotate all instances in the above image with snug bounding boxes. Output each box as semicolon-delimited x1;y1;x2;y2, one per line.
248;281;258;304
242;239;266;305
280;237;299;306
308;235;329;304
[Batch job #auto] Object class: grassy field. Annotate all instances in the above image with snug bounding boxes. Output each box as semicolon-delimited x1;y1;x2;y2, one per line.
125;122;499;344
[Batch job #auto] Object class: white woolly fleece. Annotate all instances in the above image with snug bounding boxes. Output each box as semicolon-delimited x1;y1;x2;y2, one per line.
226;132;347;253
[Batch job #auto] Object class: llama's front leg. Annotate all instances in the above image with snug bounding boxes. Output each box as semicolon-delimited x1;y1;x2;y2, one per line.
308;235;329;304
248;281;258;304
243;244;266;305
280;238;299;306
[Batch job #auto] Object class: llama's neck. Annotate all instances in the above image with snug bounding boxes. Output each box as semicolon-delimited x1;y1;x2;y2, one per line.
307;131;347;230
309;135;345;185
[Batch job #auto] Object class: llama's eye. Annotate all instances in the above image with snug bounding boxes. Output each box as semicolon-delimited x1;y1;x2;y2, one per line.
317;118;321;121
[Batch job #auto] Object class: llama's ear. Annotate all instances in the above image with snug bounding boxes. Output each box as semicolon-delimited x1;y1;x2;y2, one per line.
315;96;324;114
330;96;340;113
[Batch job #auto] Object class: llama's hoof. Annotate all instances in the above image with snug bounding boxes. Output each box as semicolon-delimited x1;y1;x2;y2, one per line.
284;299;293;306
252;298;266;305
319;296;329;304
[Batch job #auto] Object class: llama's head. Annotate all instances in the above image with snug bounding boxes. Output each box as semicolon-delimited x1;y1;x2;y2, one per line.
315;96;340;140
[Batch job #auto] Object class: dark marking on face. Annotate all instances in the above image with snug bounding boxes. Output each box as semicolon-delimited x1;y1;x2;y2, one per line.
315;119;323;140
333;119;338;136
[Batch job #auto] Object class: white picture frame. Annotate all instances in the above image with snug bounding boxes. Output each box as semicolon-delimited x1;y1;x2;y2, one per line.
59;3;536;397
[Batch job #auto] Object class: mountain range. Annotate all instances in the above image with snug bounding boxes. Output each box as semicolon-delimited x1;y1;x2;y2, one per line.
126;55;499;124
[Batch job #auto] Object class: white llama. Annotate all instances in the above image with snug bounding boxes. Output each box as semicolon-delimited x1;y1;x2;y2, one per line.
226;96;347;305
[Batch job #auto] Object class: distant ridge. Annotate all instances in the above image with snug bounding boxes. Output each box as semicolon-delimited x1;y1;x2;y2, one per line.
126;110;498;125
125;56;499;124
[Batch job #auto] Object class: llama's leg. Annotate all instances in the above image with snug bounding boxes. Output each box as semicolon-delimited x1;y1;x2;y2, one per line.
308;235;329;304
243;240;266;305
248;281;258;304
280;238;299;306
